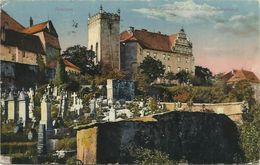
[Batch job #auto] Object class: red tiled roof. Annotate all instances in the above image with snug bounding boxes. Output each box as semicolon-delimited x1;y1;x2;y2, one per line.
0;9;25;31
1;28;45;55
22;21;49;34
120;29;177;52
63;59;80;72
224;69;260;83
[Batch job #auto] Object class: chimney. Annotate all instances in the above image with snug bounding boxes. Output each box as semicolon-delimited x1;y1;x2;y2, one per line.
30;17;33;27
128;26;134;33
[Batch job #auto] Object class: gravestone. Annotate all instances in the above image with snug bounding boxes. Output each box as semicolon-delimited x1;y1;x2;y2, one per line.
109;106;116;122
17;89;28;127
14;117;23;134
89;98;96;118
28;88;35;119
37;124;47;155
40;94;52;131
107;79;135;101
7;89;17;121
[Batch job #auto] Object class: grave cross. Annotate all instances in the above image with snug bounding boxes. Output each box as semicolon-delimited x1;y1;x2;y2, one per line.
72;92;77;105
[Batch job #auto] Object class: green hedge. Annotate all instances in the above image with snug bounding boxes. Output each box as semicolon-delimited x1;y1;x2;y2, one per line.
0;142;36;155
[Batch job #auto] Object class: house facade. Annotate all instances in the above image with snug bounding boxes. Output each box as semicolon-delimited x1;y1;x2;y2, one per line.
120;27;195;77
0;10;60;88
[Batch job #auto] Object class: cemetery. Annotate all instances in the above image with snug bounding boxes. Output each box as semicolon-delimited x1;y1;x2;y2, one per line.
0;77;252;164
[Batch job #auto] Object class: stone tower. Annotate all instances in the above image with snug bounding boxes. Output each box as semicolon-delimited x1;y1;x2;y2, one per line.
87;5;120;70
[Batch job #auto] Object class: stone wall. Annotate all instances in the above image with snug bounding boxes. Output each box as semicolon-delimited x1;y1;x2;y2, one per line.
76;111;244;164
161;102;244;122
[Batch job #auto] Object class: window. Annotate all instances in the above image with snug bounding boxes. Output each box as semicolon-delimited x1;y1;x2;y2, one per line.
177;67;181;72
95;42;98;62
8;47;11;53
163;54;166;60
11;54;15;61
146;51;150;56
153;53;157;58
90;45;93;50
22;51;25;57
167;54;170;60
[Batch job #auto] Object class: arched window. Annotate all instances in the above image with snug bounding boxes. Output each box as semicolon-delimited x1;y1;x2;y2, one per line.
90;45;93;51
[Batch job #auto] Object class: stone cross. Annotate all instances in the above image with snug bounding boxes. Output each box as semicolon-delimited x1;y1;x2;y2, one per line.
72;92;77;106
28;88;35;119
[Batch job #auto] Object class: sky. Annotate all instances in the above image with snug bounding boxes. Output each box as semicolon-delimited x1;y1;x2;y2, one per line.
1;0;260;77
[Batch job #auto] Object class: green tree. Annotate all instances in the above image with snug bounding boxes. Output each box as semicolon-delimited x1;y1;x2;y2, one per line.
240;104;260;162
176;70;190;84
54;57;68;86
62;45;97;75
135;72;151;94
36;54;46;85
193;66;213;86
165;71;176;81
139;56;165;82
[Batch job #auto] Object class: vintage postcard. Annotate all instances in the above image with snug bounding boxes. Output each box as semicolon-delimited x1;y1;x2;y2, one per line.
0;0;259;164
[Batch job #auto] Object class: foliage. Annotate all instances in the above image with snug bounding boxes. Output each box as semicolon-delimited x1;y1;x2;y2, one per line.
165;71;176;81
130;147;187;164
175;70;190;84
240;104;260;162
135;73;151;95
54;57;68;86
62;45;98;75
193;66;213;86
36;54;46;85
57;137;76;150
147;97;167;114
127;102;142;118
139;56;165;82
173;89;191;102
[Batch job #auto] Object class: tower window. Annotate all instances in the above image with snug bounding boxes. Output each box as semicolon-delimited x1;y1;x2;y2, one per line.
90;45;93;51
95;42;98;62
146;51;150;56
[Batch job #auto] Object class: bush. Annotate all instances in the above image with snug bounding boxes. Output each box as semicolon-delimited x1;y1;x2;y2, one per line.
240;104;260;162
57;137;76;150
130;147;187;164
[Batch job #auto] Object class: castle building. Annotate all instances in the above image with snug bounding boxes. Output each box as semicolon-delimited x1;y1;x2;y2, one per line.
0;10;60;88
87;6;120;70
120;27;195;76
223;69;260;103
